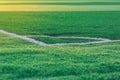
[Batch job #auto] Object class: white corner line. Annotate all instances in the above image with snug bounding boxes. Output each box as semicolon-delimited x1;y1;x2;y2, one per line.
0;29;120;46
0;30;48;46
36;35;111;41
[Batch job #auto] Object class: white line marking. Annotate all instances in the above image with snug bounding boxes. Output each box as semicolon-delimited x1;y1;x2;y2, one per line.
0;30;47;46
0;29;120;46
27;35;111;41
49;40;117;46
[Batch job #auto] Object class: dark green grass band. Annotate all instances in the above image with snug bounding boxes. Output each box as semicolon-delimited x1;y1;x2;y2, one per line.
0;11;120;39
31;37;96;44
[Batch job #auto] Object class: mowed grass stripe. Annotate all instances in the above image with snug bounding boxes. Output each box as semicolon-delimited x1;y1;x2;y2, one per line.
0;5;120;11
0;2;120;5
0;1;120;11
0;11;120;39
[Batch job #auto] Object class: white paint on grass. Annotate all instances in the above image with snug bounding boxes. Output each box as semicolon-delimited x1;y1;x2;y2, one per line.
0;30;47;46
28;35;111;41
0;29;120;46
28;35;120;46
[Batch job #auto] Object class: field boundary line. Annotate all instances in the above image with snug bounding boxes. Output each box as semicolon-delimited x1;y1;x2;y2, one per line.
27;35;111;41
49;40;120;46
0;29;120;46
0;30;47;46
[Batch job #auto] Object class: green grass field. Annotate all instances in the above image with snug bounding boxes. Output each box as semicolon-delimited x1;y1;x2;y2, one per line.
1;32;120;80
31;37;96;44
0;2;120;5
0;0;120;80
0;11;120;39
0;11;120;80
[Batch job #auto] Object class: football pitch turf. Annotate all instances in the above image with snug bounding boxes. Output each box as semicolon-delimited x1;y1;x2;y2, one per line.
1;31;120;80
0;0;120;80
